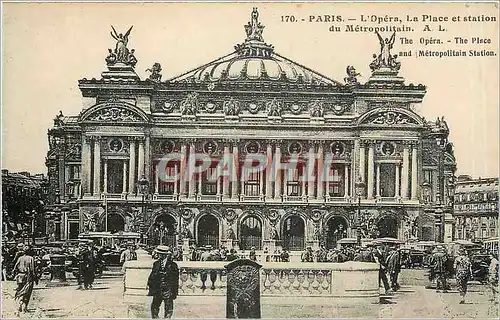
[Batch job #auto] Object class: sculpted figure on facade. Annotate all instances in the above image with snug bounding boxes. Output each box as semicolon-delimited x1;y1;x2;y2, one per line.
223;98;241;116
269;223;279;240
53;111;64;127
266;98;282;117
309;100;324;117
370;31;400;72
226;223;236;240
245;8;265;42
110;25;134;63
180;92;199;116
344;66;360;85
146;63;162;82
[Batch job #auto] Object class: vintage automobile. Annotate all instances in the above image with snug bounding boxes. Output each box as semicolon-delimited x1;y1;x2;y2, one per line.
470;253;491;284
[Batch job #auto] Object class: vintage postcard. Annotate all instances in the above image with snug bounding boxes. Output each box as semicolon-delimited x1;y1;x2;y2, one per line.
1;1;499;319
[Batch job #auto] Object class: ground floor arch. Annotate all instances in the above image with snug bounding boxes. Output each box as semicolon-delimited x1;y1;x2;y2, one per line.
150;213;177;246
283;215;305;251
197;214;219;248
377;215;398;238
239;215;262;250
325;216;348;249
105;213;125;233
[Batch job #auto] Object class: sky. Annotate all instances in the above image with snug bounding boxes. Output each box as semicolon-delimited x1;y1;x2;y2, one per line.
2;2;499;178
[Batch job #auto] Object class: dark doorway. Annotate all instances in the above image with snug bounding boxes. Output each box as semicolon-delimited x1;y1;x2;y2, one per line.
151;214;177;246
107;213;125;233
69;222;79;239
240;216;262;250
325;216;348;249
377;215;398;238
197;214;219;248
283;216;305;251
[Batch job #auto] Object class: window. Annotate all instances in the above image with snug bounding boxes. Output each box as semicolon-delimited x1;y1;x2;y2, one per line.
286;165;303;196
69;165;81;180
244;168;260;196
328;164;344;197
202;166;218;195
379;163;396;197
159;165;176;195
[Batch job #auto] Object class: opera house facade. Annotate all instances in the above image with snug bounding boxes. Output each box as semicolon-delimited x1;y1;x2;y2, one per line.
45;8;456;251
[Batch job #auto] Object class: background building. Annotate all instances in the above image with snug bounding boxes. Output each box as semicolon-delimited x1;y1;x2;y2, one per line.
2;169;48;243
45;8;456;249
453;175;498;242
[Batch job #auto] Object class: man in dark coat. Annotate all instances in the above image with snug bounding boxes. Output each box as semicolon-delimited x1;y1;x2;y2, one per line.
373;246;391;294
430;245;450;292
386;248;402;291
147;245;179;319
77;241;96;290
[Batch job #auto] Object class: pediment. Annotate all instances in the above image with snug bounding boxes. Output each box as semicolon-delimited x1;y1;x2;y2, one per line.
79;100;149;124
358;107;424;126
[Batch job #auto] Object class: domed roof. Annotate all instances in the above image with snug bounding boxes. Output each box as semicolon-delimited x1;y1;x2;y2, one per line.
169;8;342;86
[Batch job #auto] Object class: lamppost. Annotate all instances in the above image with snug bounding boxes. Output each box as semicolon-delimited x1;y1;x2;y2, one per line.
354;178;366;246
137;175;150;244
447;178;456;241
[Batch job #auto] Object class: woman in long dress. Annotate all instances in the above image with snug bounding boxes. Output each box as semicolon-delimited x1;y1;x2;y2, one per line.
13;246;35;313
454;247;472;304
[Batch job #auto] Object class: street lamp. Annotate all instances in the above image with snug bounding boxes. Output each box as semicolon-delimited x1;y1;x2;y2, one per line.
137;175;150;244
354;178;366;246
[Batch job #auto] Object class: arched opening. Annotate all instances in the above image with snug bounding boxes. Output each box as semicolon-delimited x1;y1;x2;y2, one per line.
377;215;398;238
325;216;348;249
283;216;305;251
107;213;125;233
197;214;219;248
150;214;177;246
240;216;262;250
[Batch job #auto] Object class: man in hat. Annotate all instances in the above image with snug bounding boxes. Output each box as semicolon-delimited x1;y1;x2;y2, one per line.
77;240;96;290
120;242;137;265
386;247;402;291
430;245;449;292
249;246;257;261
301;246;314;262
12;245;35;314
147;245;179;319
487;252;499;303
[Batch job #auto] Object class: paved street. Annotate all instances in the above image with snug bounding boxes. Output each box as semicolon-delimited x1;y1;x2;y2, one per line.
2;269;498;319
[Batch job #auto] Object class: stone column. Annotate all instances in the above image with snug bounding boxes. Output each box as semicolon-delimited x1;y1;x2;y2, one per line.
411;143;419;200
307;144;315;199
144;136;151;182
137;139;145;181
223;144;230;199
188;142;196;198
155;161;159;194
81;136;92;195
316;143;324;200
129;139;136;194
395;162;400;198
240;166;246;197
122;161;127;194
179;144;187;198
103;159;108;194
231;143;239;199
259;168;264;197
367;142;375;199
359;141;366;183
93;137;101;195
216;164;221;197
302;164;307;199
401;143;410;199
344;164;349;197
265;142;273;200
376;163;380;197
283;167;288;197
174;163;179;195
274;143;282;200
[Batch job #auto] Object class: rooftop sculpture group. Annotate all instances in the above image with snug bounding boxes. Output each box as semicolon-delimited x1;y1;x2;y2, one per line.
105;25;137;67
370;31;401;72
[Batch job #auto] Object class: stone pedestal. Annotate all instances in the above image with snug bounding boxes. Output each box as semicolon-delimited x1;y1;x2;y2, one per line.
47;254;67;286
311;240;320;251
263;240;277;254
225;239;234;250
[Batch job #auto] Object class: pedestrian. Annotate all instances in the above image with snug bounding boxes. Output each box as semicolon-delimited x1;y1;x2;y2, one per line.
301;247;314;262
77;241;96;290
147;245;179;319
386;248;401;291
454;247;472;304
431;245;450;292
373;246;391;294
120;242;137;264
12;245;35;314
249;246;257;261
487;252;498;303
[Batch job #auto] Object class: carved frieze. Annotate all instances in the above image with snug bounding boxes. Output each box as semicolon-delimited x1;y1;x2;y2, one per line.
87;106;143;122
366;111;417;125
